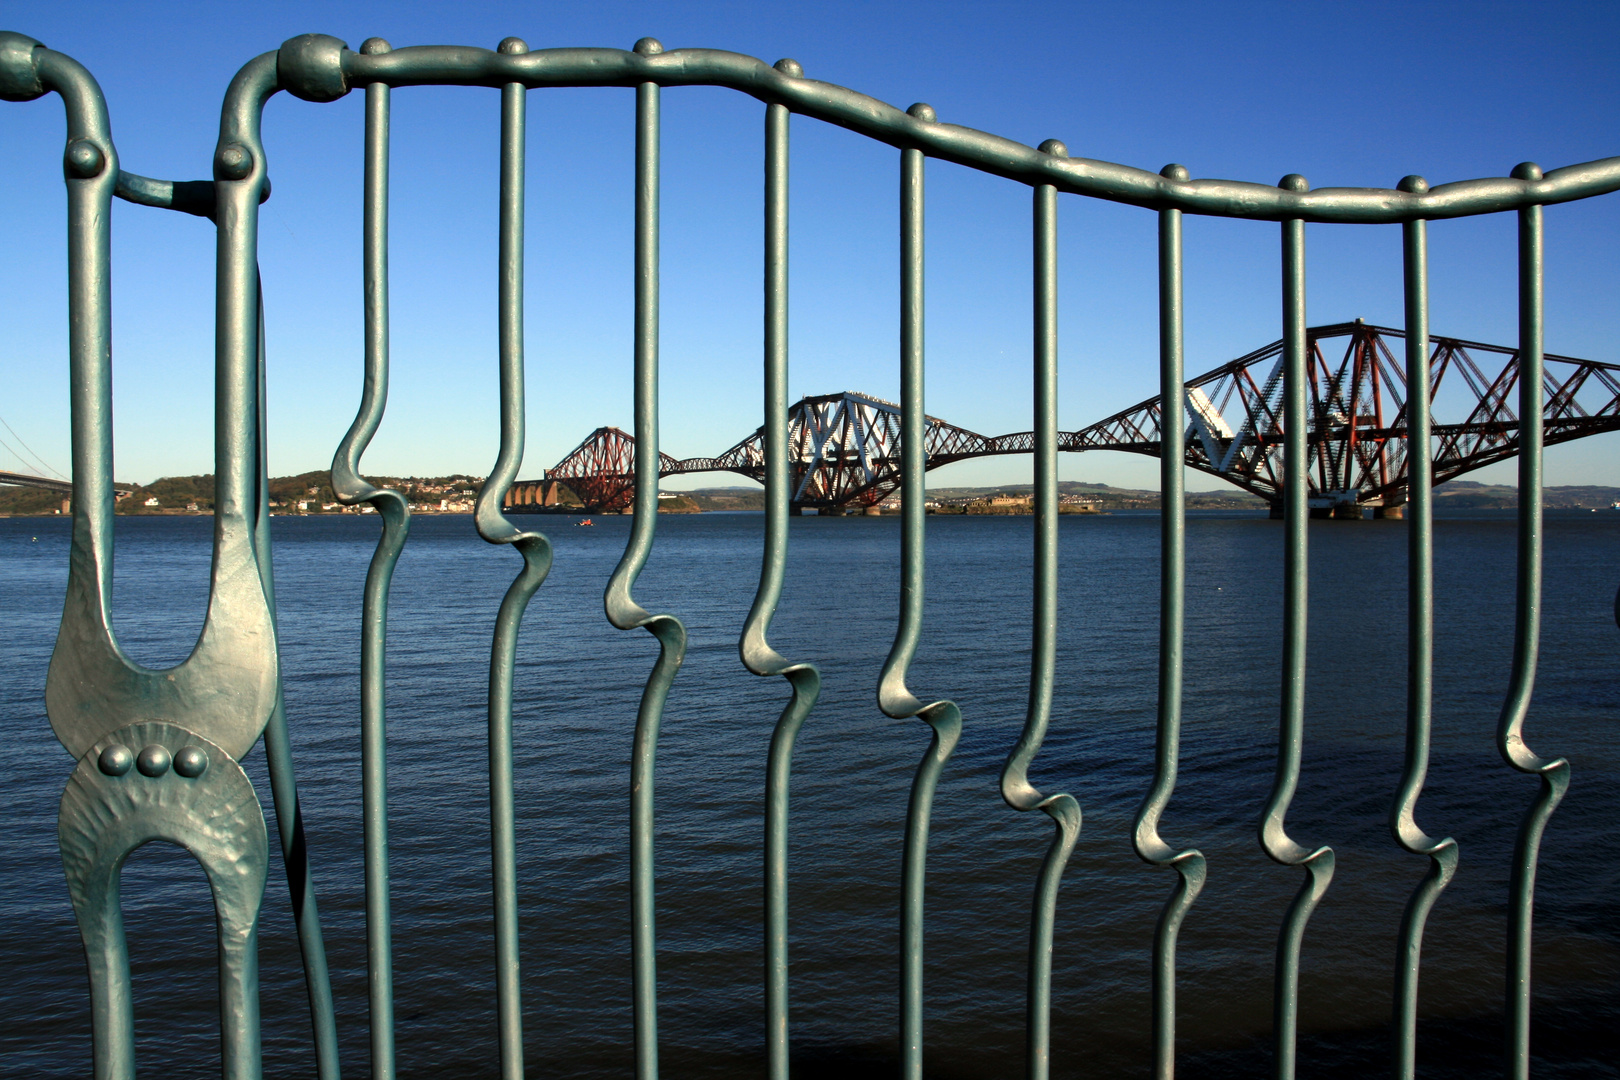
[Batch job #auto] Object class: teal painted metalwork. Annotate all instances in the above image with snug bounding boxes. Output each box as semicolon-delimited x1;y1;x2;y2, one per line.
8;29;1618;1080
322;43;1620;222
329;39;409;1080
1389;175;1459;1080
878;126;964;1080
1498;168;1570;1080
6;31;287;1078
1260;183;1336;1080
998;139;1081;1080
736;80;824;1080
252;279;344;1080
60;722;269;1080
601;43;689;1080
470;38;556;1080
92;49;343;1075
1131;166;1207;1080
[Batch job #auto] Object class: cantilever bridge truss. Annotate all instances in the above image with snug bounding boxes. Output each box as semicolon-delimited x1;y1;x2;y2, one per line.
520;323;1620;514
1080;320;1620;512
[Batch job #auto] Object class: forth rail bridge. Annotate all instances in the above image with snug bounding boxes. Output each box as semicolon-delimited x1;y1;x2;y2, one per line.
509;321;1620;518
4;323;1616;518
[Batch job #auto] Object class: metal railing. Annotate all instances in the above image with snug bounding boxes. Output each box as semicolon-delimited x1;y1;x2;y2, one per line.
3;28;1615;1080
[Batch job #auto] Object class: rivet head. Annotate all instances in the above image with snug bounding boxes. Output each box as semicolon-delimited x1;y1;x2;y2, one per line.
907;102;937;122
64;139;105;179
216;143;253;181
774;58;803;77
98;744;134;777
173;746;209;779
136;744;172;778
1278;173;1310;193
359;38;392;56
497;37;529;55
633;37;664;56
1040;139;1069;159
1511;161;1543;182
278;33;351;103
1160;162;1189;182
1398;174;1429;194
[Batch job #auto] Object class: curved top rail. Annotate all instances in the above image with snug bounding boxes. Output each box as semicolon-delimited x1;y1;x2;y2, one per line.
10;31;1616;222
253;34;1620;223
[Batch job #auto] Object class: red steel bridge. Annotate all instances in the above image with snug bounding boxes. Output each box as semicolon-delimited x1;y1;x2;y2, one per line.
510;322;1620;516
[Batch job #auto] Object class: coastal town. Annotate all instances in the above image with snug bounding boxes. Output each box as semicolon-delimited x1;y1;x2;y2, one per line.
5;469;1618;518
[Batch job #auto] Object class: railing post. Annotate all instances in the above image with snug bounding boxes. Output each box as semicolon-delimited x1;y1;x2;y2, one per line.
739;64;824;1080
1389;175;1457;1080
1132;163;1207;1080
603;39;689;1080
1261;175;1335;1080
471;36;556;1080
878;104;963;1080
1498;162;1568;1080
999;138;1082;1080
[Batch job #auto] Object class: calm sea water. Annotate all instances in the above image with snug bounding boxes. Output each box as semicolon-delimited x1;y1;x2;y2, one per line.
1;509;1616;1079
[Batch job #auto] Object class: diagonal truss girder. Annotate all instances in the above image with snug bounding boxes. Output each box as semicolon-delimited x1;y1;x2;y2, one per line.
1067;321;1620;508
537;327;1620;512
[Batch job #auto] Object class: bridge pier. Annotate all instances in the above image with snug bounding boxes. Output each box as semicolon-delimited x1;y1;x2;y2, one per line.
1273;502;1370;520
1374;505;1404;519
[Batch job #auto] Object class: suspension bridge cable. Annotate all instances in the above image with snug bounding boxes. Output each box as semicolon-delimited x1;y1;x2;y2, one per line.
0;412;67;479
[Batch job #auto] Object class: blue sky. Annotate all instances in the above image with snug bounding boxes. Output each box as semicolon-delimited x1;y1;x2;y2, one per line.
1;1;1617;490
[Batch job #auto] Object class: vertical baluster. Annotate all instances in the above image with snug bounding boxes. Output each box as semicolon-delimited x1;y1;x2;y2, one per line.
1498;163;1569;1080
48;48;131;1075
328;38;415;1080
739;69;824;1080
255;268;343;1080
878;106;962;1080
1260;176;1335;1080
604;39;688;1080
1389;176;1457;1080
998;140;1081;1080
1132;165;1207;1080
473;37;556;1080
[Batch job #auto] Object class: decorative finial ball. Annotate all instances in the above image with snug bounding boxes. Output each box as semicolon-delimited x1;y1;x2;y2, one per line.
1397;175;1428;194
774;58;803;77
1160;163;1189;182
278;34;351;103
1511;161;1543;181
498;37;529;55
65;139;105;179
1278;173;1310;193
360;38;392;56
215;143;254;181
634;37;664;56
907;102;936;122
1040;139;1069;159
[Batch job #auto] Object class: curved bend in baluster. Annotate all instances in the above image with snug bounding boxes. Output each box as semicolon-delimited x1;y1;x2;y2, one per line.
998;139;1082;1080
603;48;687;1080
466;37;556;1080
1259;176;1335;1080
1386;179;1458;1080
323;37;412;1080
880;123;964;1080
741;86;823;1080
1496;168;1569;1080
4;31;278;1080
1129;166;1207;1080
